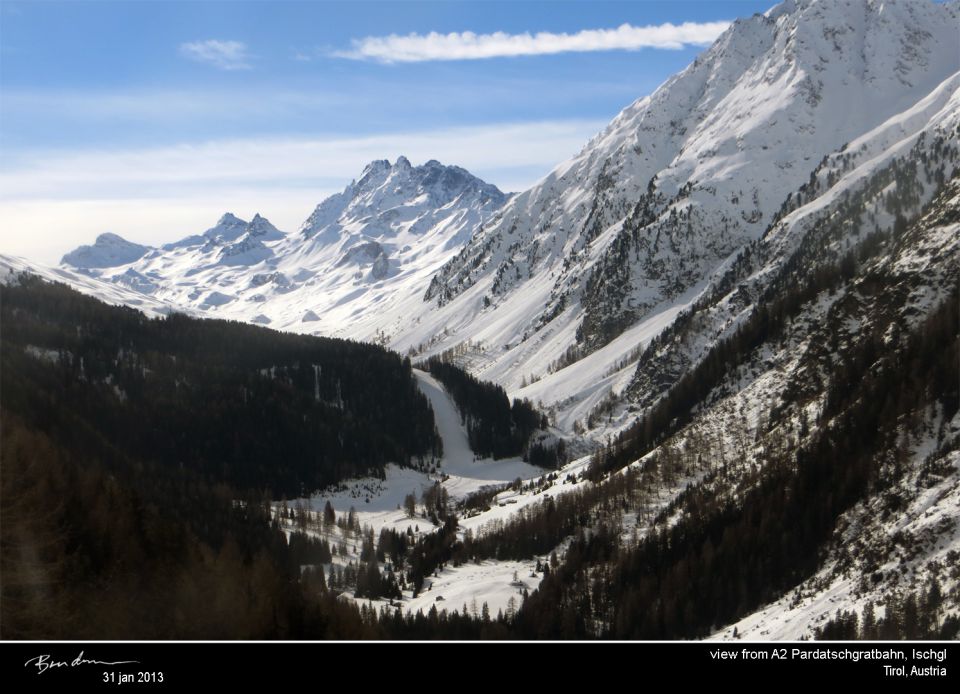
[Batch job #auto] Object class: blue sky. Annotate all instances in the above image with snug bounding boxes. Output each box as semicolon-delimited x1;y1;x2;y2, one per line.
0;0;776;262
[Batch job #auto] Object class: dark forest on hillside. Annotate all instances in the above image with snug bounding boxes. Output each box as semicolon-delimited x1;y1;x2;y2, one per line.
3;276;441;496
419;355;565;467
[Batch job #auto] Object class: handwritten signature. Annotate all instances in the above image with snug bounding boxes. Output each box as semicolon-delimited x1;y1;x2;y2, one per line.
24;651;140;675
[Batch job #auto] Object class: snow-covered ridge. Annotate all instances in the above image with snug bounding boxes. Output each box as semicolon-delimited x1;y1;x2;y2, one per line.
627;67;960;410
394;0;959;407
55;157;508;338
299;156;506;242
1;254;182;319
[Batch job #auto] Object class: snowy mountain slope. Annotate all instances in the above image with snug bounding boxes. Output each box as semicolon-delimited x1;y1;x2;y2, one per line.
293;67;960;634
7;0;960;638
0;254;182;319
506;77;958;637
416;137;960;639
58;157;507;336
691;173;960;640
378;0;960;412
34;0;960;451
627;67;960;411
709;445;960;641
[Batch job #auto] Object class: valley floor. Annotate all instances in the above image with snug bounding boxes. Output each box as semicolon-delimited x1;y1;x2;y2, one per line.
277;369;558;617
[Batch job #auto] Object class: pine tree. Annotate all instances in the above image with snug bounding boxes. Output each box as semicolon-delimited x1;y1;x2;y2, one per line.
403;492;417;518
323;501;336;528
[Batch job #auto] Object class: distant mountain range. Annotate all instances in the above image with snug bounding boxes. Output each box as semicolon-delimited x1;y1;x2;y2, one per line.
53;156;507;333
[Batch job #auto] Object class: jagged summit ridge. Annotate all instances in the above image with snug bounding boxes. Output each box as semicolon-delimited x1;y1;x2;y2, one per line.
55;157;508;337
300;156;506;241
203;212;248;243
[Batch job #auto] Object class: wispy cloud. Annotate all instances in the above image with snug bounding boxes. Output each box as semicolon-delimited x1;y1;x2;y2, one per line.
334;21;731;63
179;39;251;70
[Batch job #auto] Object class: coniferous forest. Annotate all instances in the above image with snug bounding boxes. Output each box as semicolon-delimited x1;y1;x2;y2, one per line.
3;276;441;496
0;276;438;637
419;355;551;462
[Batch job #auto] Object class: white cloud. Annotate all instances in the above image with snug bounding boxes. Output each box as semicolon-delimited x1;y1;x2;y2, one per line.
179;39;251;70
334;21;731;63
0;120;606;264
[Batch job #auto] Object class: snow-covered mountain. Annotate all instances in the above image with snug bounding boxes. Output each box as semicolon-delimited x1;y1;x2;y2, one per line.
58;157;507;332
370;0;960;416
0;253;180;319
61;232;151;269
305;70;960;636
632;96;960;639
